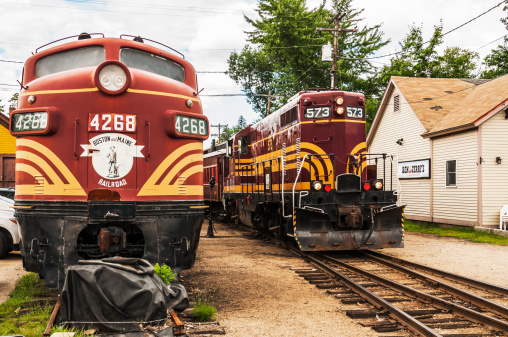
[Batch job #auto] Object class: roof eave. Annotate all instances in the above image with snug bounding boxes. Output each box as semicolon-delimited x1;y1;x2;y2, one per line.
0;113;9;129
421;123;476;139
366;78;396;147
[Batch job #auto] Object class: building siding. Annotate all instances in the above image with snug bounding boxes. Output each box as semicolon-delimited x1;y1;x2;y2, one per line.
432;130;477;225
481;111;508;227
0;124;15;154
369;88;431;220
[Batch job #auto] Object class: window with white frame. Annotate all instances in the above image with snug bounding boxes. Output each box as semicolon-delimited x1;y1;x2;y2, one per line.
446;160;456;187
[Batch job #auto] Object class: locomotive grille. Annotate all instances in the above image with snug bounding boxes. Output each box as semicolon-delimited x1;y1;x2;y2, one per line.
283;143;286;176
296;138;301;172
336;173;361;193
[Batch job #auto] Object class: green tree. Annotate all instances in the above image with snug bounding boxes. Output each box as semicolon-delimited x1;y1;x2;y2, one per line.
380;23;479;82
379;24;443;83
435;47;479;78
482;2;508;78
228;0;389;120
237;115;247;129
8;93;18;107
217;115;248;142
0;100;4;114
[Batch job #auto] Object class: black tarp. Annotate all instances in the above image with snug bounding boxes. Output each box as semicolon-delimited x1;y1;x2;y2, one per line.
59;258;186;333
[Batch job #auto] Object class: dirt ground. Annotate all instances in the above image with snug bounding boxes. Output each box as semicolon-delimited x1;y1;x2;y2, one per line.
0;251;26;303
182;222;508;336
2;225;508;336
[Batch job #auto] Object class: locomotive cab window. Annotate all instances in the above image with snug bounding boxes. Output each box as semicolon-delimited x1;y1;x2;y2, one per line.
238;136;248;154
35;46;105;78
120;48;185;82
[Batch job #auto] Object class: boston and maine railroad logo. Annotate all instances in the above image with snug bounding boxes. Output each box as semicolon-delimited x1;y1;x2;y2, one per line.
81;133;144;180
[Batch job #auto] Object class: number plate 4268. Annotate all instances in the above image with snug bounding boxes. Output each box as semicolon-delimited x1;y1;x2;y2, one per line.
89;113;136;133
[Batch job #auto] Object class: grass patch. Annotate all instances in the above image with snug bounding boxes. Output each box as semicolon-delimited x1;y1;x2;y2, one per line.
405;219;508;245
0;273;53;337
193;299;216;322
51;325;86;336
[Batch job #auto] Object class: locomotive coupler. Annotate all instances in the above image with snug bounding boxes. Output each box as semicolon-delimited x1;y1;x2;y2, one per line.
98;227;127;255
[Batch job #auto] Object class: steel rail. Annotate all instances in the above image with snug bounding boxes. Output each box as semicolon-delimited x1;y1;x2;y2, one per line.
304;254;442;337
358;251;508;319
314;253;508;332
367;251;508;297
43;297;61;336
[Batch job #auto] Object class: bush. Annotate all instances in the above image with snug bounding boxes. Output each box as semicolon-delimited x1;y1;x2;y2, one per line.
193;299;216;322
153;263;176;284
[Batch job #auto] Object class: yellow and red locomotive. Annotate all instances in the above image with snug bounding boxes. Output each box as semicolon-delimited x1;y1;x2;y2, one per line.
10;33;208;288
204;90;404;251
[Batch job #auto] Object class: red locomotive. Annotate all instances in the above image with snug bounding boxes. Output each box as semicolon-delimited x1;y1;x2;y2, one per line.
204;90;404;251
10;33;208;288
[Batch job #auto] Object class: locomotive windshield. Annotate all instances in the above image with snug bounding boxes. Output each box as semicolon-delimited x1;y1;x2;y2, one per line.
35;46;105;78
120;48;185;82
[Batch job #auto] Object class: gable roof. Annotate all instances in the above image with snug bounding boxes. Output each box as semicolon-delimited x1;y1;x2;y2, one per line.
423;73;508;137
367;75;505;144
367;76;479;145
0;113;9;130
392;77;481;132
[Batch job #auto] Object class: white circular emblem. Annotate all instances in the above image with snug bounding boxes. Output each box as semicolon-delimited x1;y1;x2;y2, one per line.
87;133;140;180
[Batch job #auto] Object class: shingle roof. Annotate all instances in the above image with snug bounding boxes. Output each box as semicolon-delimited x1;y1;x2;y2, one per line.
425;74;508;136
392;76;481;132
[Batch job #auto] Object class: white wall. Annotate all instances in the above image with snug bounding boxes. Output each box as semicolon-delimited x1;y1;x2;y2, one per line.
481;111;508;227
369;87;431;220
432;130;478;225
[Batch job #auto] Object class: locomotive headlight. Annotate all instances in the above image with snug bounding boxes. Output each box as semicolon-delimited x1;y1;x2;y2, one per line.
100;65;126;90
336;107;344;115
374;180;383;190
312;181;323;191
95;61;131;95
335;97;344;105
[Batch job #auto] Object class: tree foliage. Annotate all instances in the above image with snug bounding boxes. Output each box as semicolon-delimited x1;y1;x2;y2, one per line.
379;23;478;82
482;3;508;78
218;115;248;142
228;0;389;119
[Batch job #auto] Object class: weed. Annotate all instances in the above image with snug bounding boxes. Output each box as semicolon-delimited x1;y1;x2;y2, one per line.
405;219;508;245
0;273;52;337
51;325;87;336
193;299;216;322
154;263;176;284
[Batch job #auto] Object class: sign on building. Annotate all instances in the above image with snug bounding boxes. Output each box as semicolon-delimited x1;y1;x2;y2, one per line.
397;159;431;179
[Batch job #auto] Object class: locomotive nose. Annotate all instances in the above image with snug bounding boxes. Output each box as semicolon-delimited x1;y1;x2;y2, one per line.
94;60;131;95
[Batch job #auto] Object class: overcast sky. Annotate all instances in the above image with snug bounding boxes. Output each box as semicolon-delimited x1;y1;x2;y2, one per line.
0;0;505;146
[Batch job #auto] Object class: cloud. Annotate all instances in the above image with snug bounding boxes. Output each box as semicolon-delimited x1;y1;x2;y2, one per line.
0;0;505;131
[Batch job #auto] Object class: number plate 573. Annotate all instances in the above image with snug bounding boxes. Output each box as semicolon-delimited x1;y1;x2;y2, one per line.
89;113;136;133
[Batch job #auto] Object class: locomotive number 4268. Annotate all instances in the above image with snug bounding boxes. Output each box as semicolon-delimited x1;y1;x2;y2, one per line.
89;113;136;133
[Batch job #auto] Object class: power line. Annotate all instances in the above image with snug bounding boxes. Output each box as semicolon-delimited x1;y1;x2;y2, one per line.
363;0;506;60
0;59;24;64
1;0;245;18
474;34;507;51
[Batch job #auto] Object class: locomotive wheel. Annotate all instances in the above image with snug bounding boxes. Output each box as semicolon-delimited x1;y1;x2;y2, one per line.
0;232;8;259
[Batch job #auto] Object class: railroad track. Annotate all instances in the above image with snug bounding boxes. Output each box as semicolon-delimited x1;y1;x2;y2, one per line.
259;233;508;336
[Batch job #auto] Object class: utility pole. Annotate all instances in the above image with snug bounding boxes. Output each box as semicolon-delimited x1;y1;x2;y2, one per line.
255;91;283;115
316;13;356;89
210;123;228;142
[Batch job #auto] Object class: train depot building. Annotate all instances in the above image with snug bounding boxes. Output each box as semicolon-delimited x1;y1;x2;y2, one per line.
367;74;508;228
